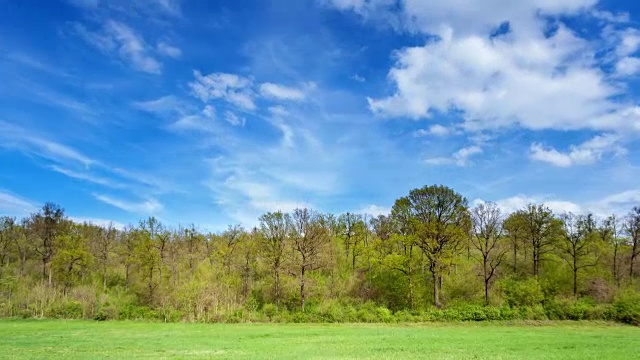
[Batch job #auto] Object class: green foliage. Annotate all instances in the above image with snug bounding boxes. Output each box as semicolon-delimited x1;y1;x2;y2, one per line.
500;278;544;307
1;194;640;325
612;291;640;326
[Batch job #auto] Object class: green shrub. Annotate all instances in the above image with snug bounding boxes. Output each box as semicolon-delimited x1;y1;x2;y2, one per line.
612;291;640;326
262;303;277;319
48;301;83;319
501;278;544;308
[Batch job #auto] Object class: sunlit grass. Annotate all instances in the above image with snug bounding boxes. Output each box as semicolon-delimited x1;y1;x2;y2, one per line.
0;320;638;359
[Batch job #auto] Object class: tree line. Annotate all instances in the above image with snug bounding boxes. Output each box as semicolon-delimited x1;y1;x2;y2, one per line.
0;184;639;322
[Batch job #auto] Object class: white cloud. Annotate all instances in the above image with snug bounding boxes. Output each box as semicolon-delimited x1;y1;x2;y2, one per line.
0;121;94;167
134;95;185;114
70;216;126;230
414;124;452;137
591;10;630;23
327;0;597;36
530;133;625;167
74;20;162;74
224;111;246;127
170;105;216;132
356;204;391;217
259;82;306;101
49;165;123;188
330;1;640;136
485;189;640;218
189;71;256;110
268;106;290;117
157;42;182;58
425;145;482;166
93;194;162;214
0;191;38;216
351;74;366;82
615;57;640;77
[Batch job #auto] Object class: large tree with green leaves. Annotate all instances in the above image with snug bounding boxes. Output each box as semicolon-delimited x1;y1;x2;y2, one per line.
258;211;291;309
402;185;470;308
558;213;599;297
517;204;559;277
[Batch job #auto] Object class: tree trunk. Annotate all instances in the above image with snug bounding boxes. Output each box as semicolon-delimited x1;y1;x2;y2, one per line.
533;247;539;277
631;249;637;278
103;265;107;292
483;257;490;305
573;255;578;298
300;266;306;312
513;240;517;273
613;245;619;286
274;266;280;310
432;270;440;308
573;267;578;298
125;264;130;291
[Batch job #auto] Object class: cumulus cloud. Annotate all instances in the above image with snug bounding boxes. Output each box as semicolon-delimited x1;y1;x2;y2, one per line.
483;188;640;218
414;124;452;137
530;134;626;167
356;204;391;217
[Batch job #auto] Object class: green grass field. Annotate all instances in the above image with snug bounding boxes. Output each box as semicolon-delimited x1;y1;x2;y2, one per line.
0;320;638;359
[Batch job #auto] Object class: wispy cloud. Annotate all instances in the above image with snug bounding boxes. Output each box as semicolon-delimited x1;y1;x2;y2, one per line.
0;191;38;216
259;82;306;101
134;95;186;114
93;193;163;214
189;71;256;110
157;42;182;58
0;121;95;167
73;20;162;74
49;165;124;188
170;105;217;132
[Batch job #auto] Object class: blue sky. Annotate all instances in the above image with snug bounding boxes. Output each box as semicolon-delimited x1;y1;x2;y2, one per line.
1;0;640;230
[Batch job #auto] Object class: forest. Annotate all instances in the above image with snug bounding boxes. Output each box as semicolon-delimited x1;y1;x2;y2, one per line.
0;185;639;324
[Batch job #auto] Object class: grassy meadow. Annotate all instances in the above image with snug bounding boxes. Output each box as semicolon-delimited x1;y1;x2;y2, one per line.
0;320;638;359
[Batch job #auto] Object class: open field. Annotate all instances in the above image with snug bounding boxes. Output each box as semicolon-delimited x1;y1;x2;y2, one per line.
0;320;638;359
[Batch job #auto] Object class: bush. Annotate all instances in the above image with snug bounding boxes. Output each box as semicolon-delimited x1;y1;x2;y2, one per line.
48;301;83;319
612;291;640;326
501;278;544;308
262;303;277;320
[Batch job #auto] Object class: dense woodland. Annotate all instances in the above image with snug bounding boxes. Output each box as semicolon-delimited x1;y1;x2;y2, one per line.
1;185;639;324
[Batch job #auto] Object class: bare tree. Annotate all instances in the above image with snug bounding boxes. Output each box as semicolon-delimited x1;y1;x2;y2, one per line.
600;215;624;286
625;207;640;277
291;208;329;311
470;202;507;305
